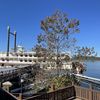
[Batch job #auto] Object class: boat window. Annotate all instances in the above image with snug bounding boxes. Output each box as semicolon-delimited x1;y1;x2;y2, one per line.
20;54;23;57
25;54;28;57
20;60;23;62
25;60;27;62
6;58;9;61
29;60;32;62
29;54;32;57
1;58;5;61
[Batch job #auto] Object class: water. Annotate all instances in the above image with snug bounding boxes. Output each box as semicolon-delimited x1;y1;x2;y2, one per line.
84;61;100;79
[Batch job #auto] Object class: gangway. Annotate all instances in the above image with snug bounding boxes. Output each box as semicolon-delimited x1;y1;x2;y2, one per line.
74;74;100;84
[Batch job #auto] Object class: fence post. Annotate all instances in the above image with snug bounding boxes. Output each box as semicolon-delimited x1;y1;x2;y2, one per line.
18;93;22;100
53;85;55;100
89;83;92;100
0;82;2;87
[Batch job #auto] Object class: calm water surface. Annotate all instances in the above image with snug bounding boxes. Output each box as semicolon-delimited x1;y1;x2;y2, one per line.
84;61;100;79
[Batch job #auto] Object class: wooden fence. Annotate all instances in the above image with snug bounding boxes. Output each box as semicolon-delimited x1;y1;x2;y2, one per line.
75;85;100;100
0;88;17;100
25;86;75;100
10;85;100;100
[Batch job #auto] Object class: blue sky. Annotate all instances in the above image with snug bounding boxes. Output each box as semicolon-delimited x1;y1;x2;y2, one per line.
0;0;100;56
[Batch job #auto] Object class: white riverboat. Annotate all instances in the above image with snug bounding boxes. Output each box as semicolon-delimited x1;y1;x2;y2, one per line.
0;45;72;71
0;46;40;66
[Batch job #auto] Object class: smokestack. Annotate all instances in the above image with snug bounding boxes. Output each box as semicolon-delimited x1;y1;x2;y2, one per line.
14;31;17;52
7;26;10;56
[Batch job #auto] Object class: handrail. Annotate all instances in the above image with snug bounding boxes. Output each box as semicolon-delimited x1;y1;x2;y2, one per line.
74;74;100;84
1;85;100;100
75;85;100;100
25;85;75;100
24;85;100;100
0;88;17;100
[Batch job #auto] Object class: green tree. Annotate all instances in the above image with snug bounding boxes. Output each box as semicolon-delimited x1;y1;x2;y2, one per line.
72;46;97;74
37;10;79;75
74;46;97;61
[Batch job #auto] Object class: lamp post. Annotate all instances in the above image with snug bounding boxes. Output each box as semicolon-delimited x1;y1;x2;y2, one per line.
19;78;24;100
21;79;24;94
2;81;12;92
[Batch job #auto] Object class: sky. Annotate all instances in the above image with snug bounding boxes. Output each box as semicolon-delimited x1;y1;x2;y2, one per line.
0;0;100;56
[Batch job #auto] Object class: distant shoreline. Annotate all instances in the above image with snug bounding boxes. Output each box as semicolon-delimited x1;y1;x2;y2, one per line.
73;56;100;61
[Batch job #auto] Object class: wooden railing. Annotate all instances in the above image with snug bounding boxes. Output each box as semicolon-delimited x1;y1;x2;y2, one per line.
0;88;17;100
25;86;75;100
75;85;100;100
9;85;100;100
